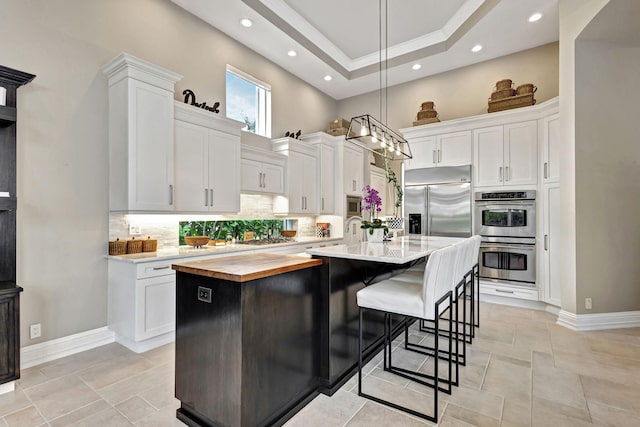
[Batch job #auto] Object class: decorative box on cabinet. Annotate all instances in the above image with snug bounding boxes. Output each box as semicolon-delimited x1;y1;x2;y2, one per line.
174;102;244;213
272;138;319;214
301;132;339;214
343;144;365;195
473;121;537;188
102;53;182;212
108;258;179;353
240;145;286;195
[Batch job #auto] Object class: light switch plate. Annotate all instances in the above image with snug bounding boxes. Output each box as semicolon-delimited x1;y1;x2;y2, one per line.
129;224;141;235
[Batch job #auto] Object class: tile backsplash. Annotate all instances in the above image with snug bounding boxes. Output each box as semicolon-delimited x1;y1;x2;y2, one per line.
109;195;325;249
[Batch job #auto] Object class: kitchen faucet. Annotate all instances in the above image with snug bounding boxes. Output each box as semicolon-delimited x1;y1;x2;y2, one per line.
344;216;363;233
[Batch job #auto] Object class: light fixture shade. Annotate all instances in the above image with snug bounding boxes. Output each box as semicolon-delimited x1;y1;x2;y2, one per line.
346;114;412;160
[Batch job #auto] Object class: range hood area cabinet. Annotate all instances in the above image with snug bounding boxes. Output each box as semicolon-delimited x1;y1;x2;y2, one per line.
173;102;245;213
272;138;319;215
240;145;286;195
102;53;182;212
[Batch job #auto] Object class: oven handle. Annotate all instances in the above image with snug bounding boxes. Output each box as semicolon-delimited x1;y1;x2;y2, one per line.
475;202;535;208
481;243;535;251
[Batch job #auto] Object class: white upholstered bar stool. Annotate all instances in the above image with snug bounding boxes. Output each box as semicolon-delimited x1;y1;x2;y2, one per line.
356;244;458;423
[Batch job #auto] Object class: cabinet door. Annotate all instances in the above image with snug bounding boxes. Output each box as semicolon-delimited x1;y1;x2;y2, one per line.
174;121;208;212
504;121;537;186
240;158;263;193
542;114;561;183
287;151;304;213
437;131;471;166
404;137;437;169
474;126;504;187
543;183;561;307
369;170;388;216
127;79;174;211
262;163;284;194
319;144;336;213
208;129;240;213
302;152;319;213
0;292;19;383
344;146;364;194
135;275;176;341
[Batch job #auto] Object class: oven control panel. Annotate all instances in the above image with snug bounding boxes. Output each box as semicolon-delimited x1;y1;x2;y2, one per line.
475;190;535;201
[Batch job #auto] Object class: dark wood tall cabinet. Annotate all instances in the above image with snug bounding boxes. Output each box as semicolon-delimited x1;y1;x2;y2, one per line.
0;65;35;386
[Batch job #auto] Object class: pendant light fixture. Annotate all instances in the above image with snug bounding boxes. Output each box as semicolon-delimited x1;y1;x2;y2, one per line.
345;0;412;161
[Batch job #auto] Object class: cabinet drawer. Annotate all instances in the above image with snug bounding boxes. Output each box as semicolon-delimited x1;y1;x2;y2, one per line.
136;259;180;279
480;282;539;301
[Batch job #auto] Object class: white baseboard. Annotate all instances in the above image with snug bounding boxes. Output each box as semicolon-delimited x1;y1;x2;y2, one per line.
558;310;640;331
0;381;15;396
21;327;115;369
114;331;175;354
480;293;550;311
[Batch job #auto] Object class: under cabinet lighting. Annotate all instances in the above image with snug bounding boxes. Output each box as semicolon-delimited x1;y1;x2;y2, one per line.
240;18;253;27
471;44;483;53
529;13;542;22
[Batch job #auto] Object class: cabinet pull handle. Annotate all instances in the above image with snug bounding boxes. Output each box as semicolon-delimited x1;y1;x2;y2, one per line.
544;234;549;251
499;167;503;182
210;189;213;207
169;185;173;205
352;180;356;191
506;166;510;181
544;162;548;179
262;173;266;188
205;188;208;206
495;289;514;294
433;150;436;164
438;149;441;163
152;266;170;270
322;197;324;211
352;224;356;235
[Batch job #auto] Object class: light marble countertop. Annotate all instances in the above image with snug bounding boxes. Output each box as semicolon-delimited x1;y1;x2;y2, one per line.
305;236;464;264
108;237;342;264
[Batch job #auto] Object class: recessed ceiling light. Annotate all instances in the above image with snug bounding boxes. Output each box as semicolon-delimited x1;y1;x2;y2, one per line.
288;50;297;57
412;64;422;70
471;44;483;53
529;13;542;22
240;18;253;27
324;75;332;81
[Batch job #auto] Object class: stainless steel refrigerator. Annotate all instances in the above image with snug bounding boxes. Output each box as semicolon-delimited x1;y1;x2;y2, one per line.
403;165;472;238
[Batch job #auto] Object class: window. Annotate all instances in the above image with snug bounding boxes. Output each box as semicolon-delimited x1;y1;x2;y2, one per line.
226;65;271;137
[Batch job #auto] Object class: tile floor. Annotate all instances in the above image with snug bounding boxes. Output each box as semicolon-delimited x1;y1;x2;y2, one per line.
2;302;640;426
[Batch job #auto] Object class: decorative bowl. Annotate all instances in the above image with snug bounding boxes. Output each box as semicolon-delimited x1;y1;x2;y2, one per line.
280;230;297;238
185;236;211;247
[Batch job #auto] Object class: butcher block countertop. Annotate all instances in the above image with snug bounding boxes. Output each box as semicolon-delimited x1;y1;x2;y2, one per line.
171;252;323;283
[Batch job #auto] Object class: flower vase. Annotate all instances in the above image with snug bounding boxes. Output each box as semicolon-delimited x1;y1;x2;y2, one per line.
366;228;385;243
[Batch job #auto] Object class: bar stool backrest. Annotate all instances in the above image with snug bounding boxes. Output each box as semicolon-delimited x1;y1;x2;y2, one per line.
423;244;458;319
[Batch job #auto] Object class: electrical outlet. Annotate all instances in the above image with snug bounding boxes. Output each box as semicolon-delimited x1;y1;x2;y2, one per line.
129;224;142;235
585;298;593;310
30;323;42;339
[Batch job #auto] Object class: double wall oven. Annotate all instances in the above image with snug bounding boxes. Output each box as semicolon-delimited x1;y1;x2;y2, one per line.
475;191;536;286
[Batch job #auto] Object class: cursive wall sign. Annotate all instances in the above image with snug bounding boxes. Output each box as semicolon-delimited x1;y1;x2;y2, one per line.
182;89;220;113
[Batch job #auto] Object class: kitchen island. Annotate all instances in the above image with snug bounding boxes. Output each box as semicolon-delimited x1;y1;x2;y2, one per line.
172;237;461;426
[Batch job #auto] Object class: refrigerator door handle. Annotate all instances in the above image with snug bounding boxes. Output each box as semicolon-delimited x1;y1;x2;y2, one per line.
425;187;431;236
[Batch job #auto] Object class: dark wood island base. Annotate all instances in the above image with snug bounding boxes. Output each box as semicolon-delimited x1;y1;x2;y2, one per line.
172;253;413;427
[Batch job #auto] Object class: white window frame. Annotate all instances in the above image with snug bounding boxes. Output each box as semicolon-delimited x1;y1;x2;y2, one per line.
226;65;272;138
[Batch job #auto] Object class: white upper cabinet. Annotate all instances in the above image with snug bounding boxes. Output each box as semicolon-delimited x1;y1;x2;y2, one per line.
103;53;182;212
173;103;244;213
404;136;437;169
272;138;319;214
369;166;389;215
474;121;537;188
300;132;339;214
240;146;286;195
403;131;471;170
542;113;561;183
344;144;365;195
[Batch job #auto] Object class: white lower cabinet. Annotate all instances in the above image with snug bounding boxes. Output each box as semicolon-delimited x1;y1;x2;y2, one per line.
542;183;561;306
108;258;179;353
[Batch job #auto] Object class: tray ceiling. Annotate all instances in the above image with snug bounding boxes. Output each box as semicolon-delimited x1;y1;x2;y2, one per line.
171;0;559;99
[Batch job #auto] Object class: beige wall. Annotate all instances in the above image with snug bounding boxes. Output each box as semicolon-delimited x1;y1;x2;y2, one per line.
336;43;559;131
574;41;640;314
0;0;336;344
